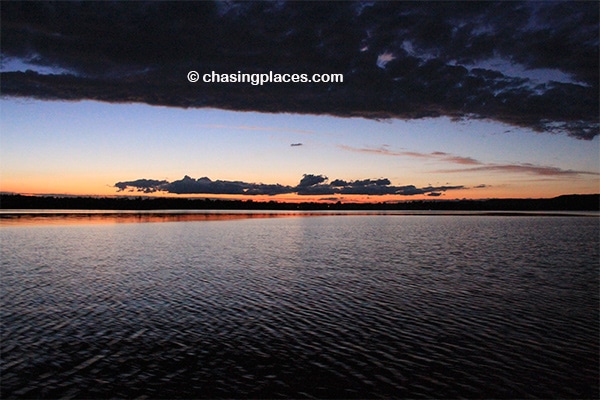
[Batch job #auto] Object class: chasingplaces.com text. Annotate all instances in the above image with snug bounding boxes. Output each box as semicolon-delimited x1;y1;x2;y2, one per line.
188;70;344;85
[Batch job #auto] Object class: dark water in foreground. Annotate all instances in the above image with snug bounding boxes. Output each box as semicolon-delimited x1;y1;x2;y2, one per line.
1;213;598;399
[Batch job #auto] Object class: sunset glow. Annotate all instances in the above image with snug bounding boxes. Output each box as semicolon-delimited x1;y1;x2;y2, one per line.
1;2;598;203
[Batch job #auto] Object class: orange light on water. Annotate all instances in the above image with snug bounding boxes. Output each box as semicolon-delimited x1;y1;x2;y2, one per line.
0;211;344;227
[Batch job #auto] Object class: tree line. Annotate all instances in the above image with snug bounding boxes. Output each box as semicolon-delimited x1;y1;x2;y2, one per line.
1;194;598;211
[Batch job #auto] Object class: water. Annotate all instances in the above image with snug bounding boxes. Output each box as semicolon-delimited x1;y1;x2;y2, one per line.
1;213;598;398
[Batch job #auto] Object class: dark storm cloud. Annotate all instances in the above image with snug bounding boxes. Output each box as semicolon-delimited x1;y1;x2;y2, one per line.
115;175;467;196
1;1;597;139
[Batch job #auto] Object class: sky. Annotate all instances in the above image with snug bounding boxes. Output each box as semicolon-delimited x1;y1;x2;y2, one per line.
1;1;598;202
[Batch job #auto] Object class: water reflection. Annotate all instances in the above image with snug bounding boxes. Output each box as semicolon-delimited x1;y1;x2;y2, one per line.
0;211;328;226
1;209;596;226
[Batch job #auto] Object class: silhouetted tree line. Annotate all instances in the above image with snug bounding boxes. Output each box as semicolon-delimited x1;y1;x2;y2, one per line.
1;194;598;211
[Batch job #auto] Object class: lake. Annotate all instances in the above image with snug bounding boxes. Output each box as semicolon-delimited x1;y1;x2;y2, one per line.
1;212;598;398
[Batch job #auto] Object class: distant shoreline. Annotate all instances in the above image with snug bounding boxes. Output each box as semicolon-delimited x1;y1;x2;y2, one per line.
1;194;598;212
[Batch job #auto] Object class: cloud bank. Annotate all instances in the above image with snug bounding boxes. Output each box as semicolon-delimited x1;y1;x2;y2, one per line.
1;1;598;139
114;174;466;197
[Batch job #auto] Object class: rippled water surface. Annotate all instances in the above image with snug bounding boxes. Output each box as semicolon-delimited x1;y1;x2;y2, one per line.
1;214;598;398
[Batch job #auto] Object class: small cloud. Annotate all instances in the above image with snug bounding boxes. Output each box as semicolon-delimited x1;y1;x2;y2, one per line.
114;178;168;193
319;197;341;202
297;174;327;188
376;51;396;69
442;156;481;166
330;179;349;187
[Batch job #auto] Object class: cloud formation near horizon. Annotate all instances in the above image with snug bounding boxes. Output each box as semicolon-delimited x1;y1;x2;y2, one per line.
114;174;466;197
339;145;600;177
1;2;598;139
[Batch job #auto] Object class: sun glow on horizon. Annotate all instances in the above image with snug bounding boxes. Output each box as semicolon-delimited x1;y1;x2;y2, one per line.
1;100;598;202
